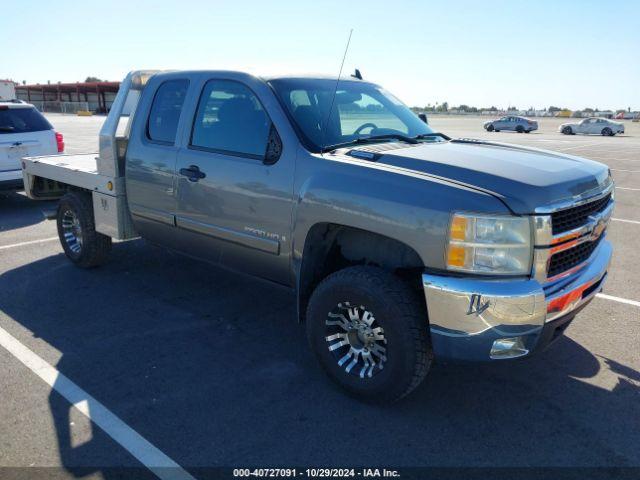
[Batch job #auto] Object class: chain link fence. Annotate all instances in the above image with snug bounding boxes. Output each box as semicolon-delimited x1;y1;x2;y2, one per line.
27;101;90;114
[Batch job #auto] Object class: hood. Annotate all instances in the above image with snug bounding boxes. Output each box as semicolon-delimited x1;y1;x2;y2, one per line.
345;140;611;214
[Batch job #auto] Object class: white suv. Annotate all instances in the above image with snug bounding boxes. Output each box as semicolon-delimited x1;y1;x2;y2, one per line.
1;101;63;191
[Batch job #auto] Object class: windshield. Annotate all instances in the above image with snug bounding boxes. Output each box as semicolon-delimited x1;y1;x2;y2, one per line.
268;78;437;152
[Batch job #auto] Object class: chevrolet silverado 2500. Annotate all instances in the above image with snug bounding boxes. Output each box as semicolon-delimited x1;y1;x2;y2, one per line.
22;71;614;403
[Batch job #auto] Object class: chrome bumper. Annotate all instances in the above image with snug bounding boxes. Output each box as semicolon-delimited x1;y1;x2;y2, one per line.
422;238;612;361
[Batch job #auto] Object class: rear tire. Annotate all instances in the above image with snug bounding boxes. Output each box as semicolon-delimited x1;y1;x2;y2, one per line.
57;191;112;268
306;266;432;404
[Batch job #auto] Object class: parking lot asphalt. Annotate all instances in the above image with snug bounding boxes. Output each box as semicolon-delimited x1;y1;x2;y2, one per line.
0;114;638;479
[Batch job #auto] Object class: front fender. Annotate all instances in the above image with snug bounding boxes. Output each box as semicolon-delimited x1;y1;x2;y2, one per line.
290;153;511;278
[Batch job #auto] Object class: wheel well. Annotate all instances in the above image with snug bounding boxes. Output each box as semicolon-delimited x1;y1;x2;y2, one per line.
297;223;424;321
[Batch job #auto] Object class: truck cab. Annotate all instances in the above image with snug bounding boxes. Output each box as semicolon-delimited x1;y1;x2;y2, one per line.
125;71;296;284
22;70;613;403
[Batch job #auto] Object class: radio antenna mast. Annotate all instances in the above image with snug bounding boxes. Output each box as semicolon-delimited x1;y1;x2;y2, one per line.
322;29;353;153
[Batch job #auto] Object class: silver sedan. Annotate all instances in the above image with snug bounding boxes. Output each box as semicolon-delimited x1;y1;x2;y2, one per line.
559;118;625;136
483;116;538;133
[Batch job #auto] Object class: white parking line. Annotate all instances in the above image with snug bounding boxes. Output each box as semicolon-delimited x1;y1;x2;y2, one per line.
596;293;640;308
0;326;196;480
0;237;58;251
611;169;640;173
616;187;640;191
612;218;640;225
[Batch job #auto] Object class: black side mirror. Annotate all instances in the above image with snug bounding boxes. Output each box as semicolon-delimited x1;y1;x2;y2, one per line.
418;113;428;124
264;124;283;165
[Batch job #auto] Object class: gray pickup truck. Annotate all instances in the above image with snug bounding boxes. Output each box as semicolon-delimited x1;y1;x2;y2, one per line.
22;70;614;403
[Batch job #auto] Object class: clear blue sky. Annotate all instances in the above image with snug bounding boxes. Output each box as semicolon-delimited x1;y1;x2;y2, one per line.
3;0;639;110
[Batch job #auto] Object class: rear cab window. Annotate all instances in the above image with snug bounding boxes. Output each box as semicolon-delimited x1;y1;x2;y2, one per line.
146;80;189;145
0;106;52;134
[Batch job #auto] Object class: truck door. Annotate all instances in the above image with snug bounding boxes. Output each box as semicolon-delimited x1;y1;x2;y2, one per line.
174;77;294;285
126;78;190;244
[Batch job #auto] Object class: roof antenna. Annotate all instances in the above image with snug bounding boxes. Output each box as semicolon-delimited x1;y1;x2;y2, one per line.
351;69;362;80
321;28;353;153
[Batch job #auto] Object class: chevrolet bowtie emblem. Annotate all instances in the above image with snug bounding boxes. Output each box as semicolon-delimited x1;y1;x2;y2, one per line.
587;213;608;241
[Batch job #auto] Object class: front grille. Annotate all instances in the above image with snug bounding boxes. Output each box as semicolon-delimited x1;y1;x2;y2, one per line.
551;193;611;235
548;235;603;278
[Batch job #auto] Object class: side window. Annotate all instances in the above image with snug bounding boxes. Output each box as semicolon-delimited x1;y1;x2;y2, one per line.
191;80;272;159
146;79;189;145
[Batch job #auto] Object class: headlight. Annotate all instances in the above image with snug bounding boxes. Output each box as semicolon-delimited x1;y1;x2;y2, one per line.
446;213;532;275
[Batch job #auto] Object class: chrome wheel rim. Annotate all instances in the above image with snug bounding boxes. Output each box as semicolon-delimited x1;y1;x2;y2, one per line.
61;210;83;254
325;302;387;379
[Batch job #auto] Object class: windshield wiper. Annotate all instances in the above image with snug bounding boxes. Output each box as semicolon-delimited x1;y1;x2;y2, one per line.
322;134;418;153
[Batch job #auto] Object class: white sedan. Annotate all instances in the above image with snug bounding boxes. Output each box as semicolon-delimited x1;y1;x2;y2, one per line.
559;117;625;136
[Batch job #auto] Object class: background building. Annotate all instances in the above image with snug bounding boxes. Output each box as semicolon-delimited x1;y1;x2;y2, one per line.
15;81;120;113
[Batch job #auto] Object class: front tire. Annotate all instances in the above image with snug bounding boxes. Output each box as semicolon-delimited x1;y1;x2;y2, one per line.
602;127;613;136
57;191;112;268
516;125;524;133
562;126;573;135
486;124;495;132
306;266;432;403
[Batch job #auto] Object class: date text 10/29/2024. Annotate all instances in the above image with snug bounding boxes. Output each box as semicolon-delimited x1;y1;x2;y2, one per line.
233;469;401;478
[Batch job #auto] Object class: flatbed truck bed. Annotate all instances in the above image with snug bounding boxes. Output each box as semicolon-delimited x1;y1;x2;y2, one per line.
22;153;125;196
20;71;156;240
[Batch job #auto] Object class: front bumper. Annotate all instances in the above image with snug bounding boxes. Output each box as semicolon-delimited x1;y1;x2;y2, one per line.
422;238;612;362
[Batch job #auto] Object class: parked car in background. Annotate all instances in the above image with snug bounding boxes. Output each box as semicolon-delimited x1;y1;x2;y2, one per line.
559;118;625;136
483;116;538;133
0;101;63;191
